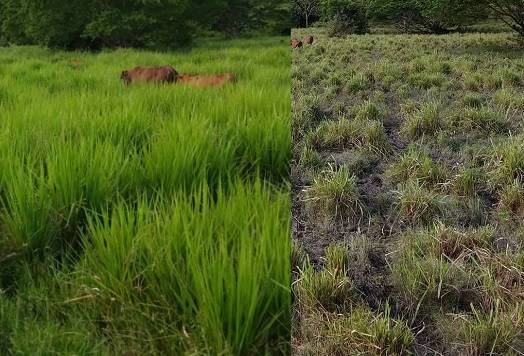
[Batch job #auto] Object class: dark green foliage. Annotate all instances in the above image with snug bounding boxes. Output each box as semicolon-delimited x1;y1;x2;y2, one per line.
322;0;369;35
483;0;524;36
370;0;488;33
0;0;291;49
191;0;292;37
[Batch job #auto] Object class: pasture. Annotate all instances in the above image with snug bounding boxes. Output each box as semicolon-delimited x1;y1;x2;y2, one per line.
0;37;290;355
292;29;524;355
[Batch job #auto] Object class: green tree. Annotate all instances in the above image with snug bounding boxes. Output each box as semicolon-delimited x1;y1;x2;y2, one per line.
191;0;291;37
23;0;94;48
321;0;370;35
370;0;487;33
0;0;291;49
294;0;320;28
0;0;30;45
483;0;524;36
83;0;192;48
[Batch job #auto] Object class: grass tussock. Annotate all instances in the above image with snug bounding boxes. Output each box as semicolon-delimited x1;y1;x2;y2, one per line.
310;117;388;153
400;102;443;140
304;166;363;222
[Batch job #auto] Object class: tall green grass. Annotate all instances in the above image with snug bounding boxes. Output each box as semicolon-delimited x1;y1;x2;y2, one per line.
0;37;290;355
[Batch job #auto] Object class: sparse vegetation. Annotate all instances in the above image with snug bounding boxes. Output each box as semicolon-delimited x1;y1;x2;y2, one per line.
292;28;524;354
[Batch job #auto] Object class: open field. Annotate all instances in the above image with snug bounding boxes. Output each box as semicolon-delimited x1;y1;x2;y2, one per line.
292;29;524;355
0;37;290;355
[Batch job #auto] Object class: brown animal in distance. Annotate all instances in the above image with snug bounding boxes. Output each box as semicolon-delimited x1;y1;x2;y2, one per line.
121;65;178;85
303;35;314;45
291;39;303;49
70;59;84;68
178;73;236;87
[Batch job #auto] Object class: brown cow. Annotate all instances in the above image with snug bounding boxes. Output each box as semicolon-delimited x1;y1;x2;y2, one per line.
303;35;314;45
70;59;84;67
121;65;178;85
291;39;303;49
178;73;236;87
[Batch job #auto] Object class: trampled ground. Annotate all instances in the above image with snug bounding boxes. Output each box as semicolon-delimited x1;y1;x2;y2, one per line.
292;29;524;355
0;37;290;355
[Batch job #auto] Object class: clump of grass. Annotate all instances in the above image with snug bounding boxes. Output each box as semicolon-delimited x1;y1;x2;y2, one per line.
1;165;59;256
496;68;521;87
409;72;445;89
464;74;483;91
391;225;487;315
498;180;524;218
451;168;485;197
483;75;503;91
309;119;355;150
438;303;524;356
299;146;323;170
364;120;388;153
449;107;508;133
488;137;524;187
311;117;387;153
395;83;410;98
295;244;358;313
493;88;524;110
298;305;415;355
354;100;382;121
346;73;369;93
462;93;483;108
400;102;442;140
292;241;309;274
295;265;356;313
331;149;379;177
476;251;524;306
432;224;493;260
435;61;452;75
80;182;290;355
304;166;363;222
386;146;447;186
393;180;447;225
293;95;323;134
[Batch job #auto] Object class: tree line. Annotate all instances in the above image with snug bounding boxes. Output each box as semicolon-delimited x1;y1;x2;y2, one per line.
293;0;524;37
0;0;292;49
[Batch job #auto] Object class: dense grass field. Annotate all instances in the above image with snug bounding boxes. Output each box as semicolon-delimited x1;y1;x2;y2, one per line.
0;37;290;355
292;29;524;355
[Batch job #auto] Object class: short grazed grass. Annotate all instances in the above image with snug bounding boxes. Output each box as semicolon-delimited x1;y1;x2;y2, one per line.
0;37;290;355
292;29;524;355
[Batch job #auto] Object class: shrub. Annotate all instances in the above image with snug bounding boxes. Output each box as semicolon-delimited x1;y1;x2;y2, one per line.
370;0;488;34
322;0;369;36
484;0;524;37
